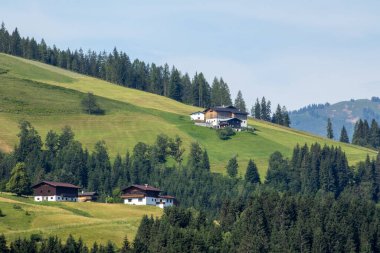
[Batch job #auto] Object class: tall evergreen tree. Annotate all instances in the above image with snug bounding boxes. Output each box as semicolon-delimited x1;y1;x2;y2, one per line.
226;156;238;178
253;98;261;119
327;118;334;139
245;159;260;184
339;126;349;143
168;67;183;101
234;90;246;112
6;163;31;196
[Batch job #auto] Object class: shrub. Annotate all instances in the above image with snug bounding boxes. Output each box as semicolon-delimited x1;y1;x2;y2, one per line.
13;204;22;210
216;127;236;140
0;209;5;217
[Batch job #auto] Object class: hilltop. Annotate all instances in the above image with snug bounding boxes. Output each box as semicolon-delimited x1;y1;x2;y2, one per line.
0;53;377;176
0;193;162;246
290;98;380;139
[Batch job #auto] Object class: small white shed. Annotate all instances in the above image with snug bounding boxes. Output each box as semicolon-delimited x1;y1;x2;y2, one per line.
190;111;205;121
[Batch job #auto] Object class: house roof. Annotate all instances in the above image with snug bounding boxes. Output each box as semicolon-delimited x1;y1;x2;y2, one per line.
219;117;242;122
121;184;161;192
190;111;204;115
78;192;98;197
204;105;248;115
32;180;81;189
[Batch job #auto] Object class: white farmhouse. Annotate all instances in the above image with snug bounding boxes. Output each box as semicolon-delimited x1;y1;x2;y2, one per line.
32;181;80;202
190;111;205;121
121;184;176;208
204;105;248;128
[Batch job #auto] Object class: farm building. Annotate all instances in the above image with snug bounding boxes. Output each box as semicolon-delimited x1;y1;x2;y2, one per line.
203;105;248;128
121;184;176;208
78;191;98;202
32;181;81;202
190;111;205;121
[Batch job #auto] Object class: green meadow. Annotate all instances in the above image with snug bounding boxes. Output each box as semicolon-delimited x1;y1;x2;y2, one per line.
0;53;377;177
0;193;162;246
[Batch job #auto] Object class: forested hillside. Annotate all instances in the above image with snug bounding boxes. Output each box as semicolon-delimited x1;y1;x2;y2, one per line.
290;98;380;139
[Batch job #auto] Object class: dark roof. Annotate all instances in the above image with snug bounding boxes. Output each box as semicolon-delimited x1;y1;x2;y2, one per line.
78;192;98;197
204;105;248;115
122;184;161;192
159;195;176;199
219;117;242;122
32;181;81;189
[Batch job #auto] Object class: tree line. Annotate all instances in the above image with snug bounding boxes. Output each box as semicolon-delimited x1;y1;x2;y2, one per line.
0;23;234;108
251;97;290;127
2;121;380;252
328;118;380;149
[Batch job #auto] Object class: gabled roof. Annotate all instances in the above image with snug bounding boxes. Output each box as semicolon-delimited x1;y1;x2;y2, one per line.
203;105;248;115
122;184;161;192
190;111;204;115
32;181;81;189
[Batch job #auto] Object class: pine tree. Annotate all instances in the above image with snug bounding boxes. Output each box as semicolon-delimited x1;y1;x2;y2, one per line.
253;98;261;119
272;104;283;125
226;156;238;178
0;234;8;253
245;159;260;184
234;90;246;112
327;118;334;139
202;150;210;171
168;67;183;101
6;163;31;196
120;235;131;253
81;92;104;115
281;106;291;127
339;126;349;143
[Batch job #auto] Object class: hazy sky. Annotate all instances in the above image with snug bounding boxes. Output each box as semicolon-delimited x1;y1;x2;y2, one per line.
2;0;380;110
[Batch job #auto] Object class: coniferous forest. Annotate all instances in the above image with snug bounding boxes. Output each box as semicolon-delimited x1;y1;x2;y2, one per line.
1;120;380;252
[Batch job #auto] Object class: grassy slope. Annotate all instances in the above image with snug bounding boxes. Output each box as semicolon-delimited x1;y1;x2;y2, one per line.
0;193;162;246
0;53;377;177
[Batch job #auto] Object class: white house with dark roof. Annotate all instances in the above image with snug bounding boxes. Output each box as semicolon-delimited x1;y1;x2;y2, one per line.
121;184;176;208
203;105;248;128
190;111;205;121
32;181;81;202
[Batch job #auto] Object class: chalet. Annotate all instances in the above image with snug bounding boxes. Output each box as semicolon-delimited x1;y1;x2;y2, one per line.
121;184;176;209
32;181;81;202
203;105;248;128
78;191;98;202
190;111;205;121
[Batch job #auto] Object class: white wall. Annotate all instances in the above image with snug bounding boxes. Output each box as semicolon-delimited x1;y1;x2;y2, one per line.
190;113;205;121
123;197;175;208
34;195;77;202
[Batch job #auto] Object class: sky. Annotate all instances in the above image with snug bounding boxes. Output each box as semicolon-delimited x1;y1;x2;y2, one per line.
1;0;380;110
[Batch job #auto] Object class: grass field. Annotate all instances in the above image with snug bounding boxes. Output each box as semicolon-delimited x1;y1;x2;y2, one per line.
0;193;162;246
0;53;377;177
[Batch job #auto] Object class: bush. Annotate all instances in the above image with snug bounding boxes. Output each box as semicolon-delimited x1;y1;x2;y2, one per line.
13;204;22;210
30;234;43;242
216;127;235;140
81;92;104;115
0;209;5;217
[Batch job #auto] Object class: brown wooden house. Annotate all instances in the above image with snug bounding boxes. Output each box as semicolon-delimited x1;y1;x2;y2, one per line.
32;181;81;202
203;106;248;128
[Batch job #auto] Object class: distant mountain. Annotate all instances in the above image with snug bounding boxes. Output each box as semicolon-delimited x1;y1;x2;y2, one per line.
290;98;380;140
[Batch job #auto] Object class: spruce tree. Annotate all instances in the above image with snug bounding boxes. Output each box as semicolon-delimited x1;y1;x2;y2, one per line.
245;159;260;184
202;150;210;171
6;163;31;196
234;90;247;112
281;106;291;127
327;118;334;139
254;98;261;119
81;92;104;115
339;126;349;143
0;234;8;253
120;236;131;253
226;156;238;178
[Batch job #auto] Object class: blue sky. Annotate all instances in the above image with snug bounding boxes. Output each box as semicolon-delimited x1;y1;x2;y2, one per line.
2;0;380;109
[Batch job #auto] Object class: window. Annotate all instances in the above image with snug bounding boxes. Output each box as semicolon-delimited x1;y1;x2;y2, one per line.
128;199;132;202
50;197;53;200
138;198;143;202
57;197;60;200
48;190;50;193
